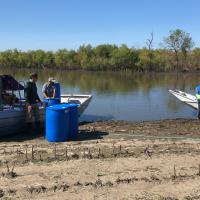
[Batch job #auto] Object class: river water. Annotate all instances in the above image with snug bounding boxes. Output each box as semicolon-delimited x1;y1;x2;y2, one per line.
0;69;199;121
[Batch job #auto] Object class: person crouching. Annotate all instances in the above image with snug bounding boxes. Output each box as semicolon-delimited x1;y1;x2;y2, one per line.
42;77;56;99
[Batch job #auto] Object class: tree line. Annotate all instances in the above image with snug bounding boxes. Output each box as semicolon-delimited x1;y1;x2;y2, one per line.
0;29;199;72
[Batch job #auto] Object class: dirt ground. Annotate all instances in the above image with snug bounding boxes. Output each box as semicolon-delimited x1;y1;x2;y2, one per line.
1;119;200;200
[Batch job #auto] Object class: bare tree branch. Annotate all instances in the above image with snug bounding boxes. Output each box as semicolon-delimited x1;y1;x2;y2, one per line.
146;32;154;50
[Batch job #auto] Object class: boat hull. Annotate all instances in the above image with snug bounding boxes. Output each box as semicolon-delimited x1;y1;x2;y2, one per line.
0;95;92;137
169;90;198;110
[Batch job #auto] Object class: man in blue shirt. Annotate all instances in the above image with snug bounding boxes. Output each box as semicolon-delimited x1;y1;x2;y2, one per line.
196;84;200;119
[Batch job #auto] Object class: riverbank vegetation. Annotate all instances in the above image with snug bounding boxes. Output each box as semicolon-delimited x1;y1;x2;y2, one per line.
0;29;199;72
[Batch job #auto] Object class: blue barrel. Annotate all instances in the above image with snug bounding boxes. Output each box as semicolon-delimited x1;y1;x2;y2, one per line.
68;103;79;139
60;103;79;139
55;82;61;98
43;98;61;106
46;104;70;142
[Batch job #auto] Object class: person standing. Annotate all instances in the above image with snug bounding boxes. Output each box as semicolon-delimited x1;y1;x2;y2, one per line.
0;77;2;110
196;84;200;119
25;73;42;135
42;77;56;98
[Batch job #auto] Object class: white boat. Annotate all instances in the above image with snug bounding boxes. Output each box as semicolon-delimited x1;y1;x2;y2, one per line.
0;75;92;136
0;95;92;137
61;94;92;116
169;90;198;109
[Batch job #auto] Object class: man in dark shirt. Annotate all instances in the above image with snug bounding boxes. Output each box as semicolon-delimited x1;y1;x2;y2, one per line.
42;77;56;98
25;73;42;135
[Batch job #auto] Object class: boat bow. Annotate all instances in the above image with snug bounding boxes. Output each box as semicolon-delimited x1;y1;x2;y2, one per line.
169;90;198;110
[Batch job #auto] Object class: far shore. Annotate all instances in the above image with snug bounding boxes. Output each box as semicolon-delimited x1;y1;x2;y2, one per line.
1;66;200;73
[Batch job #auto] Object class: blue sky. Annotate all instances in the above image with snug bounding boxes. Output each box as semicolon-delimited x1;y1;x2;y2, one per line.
0;0;199;51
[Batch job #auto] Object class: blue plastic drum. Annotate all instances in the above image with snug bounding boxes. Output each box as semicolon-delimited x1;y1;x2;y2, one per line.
61;103;79;139
46;104;70;142
68;103;79;139
55;82;61;98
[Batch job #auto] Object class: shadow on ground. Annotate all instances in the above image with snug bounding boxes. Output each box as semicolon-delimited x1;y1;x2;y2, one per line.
0;130;45;142
0;129;109;143
75;130;108;141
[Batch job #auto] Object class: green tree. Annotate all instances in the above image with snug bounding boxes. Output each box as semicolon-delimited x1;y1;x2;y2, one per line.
31;50;48;69
164;29;194;69
55;49;69;69
111;45;138;70
77;44;94;70
190;48;200;69
0;49;18;68
94;44;117;58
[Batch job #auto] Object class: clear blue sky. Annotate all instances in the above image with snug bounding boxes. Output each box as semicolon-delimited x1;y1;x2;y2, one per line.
0;0;199;51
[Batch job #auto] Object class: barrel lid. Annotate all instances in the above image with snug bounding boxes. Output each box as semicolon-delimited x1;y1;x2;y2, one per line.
47;104;69;111
46;103;79;111
67;103;79;107
63;103;79;110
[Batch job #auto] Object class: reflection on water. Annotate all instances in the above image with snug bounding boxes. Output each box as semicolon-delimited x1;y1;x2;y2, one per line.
0;69;199;121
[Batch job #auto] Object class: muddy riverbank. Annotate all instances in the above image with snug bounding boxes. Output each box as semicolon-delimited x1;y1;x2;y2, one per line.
1;119;200;199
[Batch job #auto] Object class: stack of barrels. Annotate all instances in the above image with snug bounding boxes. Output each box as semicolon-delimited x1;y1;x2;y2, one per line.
45;82;79;142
